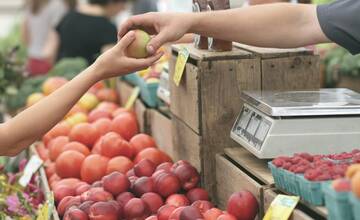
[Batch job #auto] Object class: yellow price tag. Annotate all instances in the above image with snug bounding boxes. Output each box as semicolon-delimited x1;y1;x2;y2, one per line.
36;203;49;220
125;87;140;110
173;47;190;86
263;195;299;220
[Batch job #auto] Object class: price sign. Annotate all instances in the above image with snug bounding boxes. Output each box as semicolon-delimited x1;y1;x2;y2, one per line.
263;195;299;220
19;155;43;187
173;47;190;86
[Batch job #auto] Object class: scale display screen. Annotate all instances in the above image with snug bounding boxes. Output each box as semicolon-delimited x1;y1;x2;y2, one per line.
232;105;271;150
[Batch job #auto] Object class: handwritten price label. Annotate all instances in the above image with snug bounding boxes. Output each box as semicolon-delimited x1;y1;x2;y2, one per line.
173;47;190;86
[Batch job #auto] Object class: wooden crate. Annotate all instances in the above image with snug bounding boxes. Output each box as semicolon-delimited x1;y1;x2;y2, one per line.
169;43;320;198
148;109;174;158
223;147;328;220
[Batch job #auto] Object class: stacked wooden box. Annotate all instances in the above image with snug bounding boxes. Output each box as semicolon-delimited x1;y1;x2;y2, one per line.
168;43;320;200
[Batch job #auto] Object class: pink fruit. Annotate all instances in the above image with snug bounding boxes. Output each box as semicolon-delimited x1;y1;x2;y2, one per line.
191;200;214;214
172;163;200;190
179;206;202;220
134;159;156;177
64;208;88;220
146;216;159;220
217;214;237;220
80;187;113;202
156;162;173;172
57;196;81;216
116;192;135;207
89;201;119;220
226;191;258;220
127;168;136;178
102;172;130;196
76;184;91;196
186;188;209;203
133;176;155;196
169;207;186;220
54;185;76;203
155;173;181;197
124;198;150;220
141;192;164;214
166;194;190;207
79;201;95;215
203;208;223;220
157;205;177;220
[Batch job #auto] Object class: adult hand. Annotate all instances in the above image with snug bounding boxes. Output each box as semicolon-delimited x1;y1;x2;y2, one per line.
94;31;163;80
118;12;194;55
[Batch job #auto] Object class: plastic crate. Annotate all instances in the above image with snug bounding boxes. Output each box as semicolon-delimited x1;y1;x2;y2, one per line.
322;182;354;220
350;194;360;220
268;162;284;189
283;169;300;195
138;79;160;108
297;175;325;206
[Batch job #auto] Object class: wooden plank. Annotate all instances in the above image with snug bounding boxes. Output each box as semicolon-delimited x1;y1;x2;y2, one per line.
148;109;174;157
215;154;262;217
224;147;274;185
261;55;320;91
171;116;201;171
234;43;313;59
134;99;148;133
172;43;253;61
169;58;201;134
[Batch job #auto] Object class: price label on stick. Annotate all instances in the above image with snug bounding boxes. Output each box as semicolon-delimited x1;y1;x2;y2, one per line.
18;155;43;187
125;87;140;110
173;47;190;86
263;195;300;220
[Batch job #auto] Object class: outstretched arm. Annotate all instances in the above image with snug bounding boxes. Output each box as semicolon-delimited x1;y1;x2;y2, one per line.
0;31;162;156
119;3;329;54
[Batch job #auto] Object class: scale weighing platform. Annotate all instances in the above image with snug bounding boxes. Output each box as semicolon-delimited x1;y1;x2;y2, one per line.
231;88;360;159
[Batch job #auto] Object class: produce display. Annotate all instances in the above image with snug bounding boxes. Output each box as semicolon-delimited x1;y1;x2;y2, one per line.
269;150;360;205
0;158;48;219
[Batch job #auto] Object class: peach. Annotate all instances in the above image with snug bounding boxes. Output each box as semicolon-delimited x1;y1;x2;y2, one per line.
155;173;181;197
54;185;76;203
169;207;186;220
203;208;223;220
127;30;151;58
92;118;112;137
88;109;112;123
186;188;209;203
166;194;190;208
191;200;214;214
80;187;113;203
141;192;164;214
124;198;151;220
42;77;68;95
79;201;95;215
217;214;237;220
157;205;177;220
89;201;118;220
130;134;157;155
116;192;135;207
62;141;90;156
64;208;88;220
179;206;202;220
107;156;134;175
133;176;155;196
48;136;69;161
172;163;200;190
134;159;156;177
226;191;258;220
100;132;133;158
102;172;130;196
57;196;81;216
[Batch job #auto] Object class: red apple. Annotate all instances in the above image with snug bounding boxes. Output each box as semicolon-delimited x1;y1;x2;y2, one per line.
172;163;200;190
226;191;258;220
134;159;156;177
186;188;209;203
155;173;181;197
64;208;88;220
203;208;223;220
133;176;155;196
141;192;164;214
169;206;186;220
217;214;237;220
157;205;177;220
191;200;214;214
89;201;119;220
102;172;130;196
179;206;202;220
79;201;95;215
124;198;151;220
166;194;190;207
156;162;173;172
116;192;135;207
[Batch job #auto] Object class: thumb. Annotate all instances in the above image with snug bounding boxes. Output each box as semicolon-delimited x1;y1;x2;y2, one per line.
147;31;170;55
117;31;136;51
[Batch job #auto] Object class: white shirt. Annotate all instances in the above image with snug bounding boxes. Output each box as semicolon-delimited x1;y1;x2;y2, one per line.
26;0;67;58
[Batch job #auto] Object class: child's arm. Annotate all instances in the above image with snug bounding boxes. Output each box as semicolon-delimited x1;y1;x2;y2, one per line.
0;31;162;156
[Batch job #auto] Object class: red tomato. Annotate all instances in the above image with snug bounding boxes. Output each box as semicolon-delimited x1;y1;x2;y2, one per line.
111;113;139;141
81;155;109;184
48;136;70;161
92;118;112;137
43;122;71;146
88;109;112;123
62;142;90;156
134;148;172;166
130;134;157;156
56;150;85;178
69;123;100;148
106;156;134;175
100;132;133;158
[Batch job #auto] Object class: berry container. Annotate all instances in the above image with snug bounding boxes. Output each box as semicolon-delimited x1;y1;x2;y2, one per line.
322;182;354;220
350;193;360;220
283;169;300;195
297;175;325;206
122;73;140;86
268;162;285;189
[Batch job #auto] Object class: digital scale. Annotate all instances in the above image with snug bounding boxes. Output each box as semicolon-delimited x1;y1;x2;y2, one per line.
231;88;360;159
157;63;170;105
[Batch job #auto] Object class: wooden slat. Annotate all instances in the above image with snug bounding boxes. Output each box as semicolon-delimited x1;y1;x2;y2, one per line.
116;79;134;106
171;116;201;171
261;55;320;91
148;109;174;157
172;43;252;61
134;99;148;133
234;43;313;59
224;147;274;185
169;59;201;134
215;154;262;216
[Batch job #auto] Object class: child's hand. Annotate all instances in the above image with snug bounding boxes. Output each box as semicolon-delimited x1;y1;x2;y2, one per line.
93;31;163;80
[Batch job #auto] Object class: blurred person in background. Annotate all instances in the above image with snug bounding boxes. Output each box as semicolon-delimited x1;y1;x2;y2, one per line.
22;0;69;76
132;0;158;15
54;0;127;65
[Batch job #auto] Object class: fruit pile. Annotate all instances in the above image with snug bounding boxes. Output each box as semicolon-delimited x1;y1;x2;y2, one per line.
272;150;360;181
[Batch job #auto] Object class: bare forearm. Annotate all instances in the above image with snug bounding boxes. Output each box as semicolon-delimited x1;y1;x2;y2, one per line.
0;64;101;155
189;3;329;48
